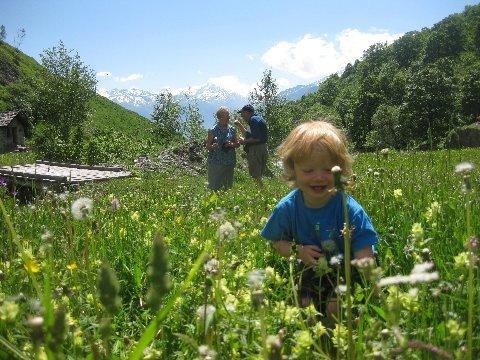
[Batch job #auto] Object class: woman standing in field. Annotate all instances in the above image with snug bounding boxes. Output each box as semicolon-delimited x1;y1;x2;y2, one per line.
205;107;240;190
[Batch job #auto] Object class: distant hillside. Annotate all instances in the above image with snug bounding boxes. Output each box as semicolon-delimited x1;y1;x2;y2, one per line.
0;40;154;143
279;4;480;150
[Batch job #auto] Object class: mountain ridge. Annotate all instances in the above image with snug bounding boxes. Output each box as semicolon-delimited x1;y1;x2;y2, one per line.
100;81;319;127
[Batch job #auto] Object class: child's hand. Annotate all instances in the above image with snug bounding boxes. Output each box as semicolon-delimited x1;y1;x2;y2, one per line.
297;245;322;266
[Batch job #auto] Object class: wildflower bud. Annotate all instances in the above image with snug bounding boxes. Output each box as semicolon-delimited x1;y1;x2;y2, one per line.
50;306;66;352
27;316;44;346
110;198;121;211
251;289;264;310
98;264;121;315
380;328;390;340
465;236;479;251
266;334;282;360
147;233;170;312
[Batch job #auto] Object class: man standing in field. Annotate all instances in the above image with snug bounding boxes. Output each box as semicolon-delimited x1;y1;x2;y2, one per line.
234;104;268;186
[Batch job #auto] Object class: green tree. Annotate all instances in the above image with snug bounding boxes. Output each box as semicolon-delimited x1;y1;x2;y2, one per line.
183;99;206;142
30;41;96;161
365;104;403;150
425;15;466;62
461;62;480;119
13;28;26;49
0;25;6;42
151;90;183;144
392;31;424;67
401;60;458;147
249;69;287;149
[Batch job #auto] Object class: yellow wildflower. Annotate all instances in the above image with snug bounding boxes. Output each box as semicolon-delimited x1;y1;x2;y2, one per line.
67;261;78;270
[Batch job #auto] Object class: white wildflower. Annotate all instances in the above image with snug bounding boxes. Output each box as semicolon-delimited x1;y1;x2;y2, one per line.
71;197;93;220
330;254;343;267
377;262;439;287
411;262;434;274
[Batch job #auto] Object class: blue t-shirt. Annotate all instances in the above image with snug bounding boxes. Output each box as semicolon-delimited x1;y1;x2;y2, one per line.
207;124;237;166
261;189;377;256
246;114;268;144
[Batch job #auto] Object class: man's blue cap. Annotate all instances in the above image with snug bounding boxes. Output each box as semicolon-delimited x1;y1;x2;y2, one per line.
238;104;254;113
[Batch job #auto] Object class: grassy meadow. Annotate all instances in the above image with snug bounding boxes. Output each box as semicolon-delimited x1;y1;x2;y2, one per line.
0;148;479;359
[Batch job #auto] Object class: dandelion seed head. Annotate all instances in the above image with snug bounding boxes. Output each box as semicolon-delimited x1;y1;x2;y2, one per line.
204;258;220;276
196;304;216;320
209;208;226;222
198;345;216;360
71;197;93;220
331;166;342;174
455;162;474;174
247;269;266;290
217;221;237;241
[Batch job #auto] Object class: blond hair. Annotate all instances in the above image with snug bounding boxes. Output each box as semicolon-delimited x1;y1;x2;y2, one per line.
277;120;353;184
216;107;230;119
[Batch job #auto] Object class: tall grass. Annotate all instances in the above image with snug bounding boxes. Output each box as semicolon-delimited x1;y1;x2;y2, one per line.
0;148;478;359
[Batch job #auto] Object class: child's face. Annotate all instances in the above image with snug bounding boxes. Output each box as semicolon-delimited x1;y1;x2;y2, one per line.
293;150;335;208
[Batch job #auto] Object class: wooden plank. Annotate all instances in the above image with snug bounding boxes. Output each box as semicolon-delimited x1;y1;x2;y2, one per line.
0;169;68;182
35;160;125;172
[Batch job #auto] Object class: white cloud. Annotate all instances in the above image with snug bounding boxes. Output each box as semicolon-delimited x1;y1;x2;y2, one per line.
276;77;291;89
96;71;111;78
97;87;109;97
246;54;255;61
261;29;402;79
114;73;144;82
207;75;253;97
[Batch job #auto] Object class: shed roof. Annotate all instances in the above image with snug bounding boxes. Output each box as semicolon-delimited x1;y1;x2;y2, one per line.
0;111;20;127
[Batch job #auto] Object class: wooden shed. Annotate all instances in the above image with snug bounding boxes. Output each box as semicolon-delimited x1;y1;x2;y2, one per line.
0;110;27;153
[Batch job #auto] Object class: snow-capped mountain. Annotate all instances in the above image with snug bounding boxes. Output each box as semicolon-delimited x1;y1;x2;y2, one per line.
278;82;319;100
100;84;247;128
99;81;319;128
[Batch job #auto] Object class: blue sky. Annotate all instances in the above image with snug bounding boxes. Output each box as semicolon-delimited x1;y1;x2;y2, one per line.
1;0;478;95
